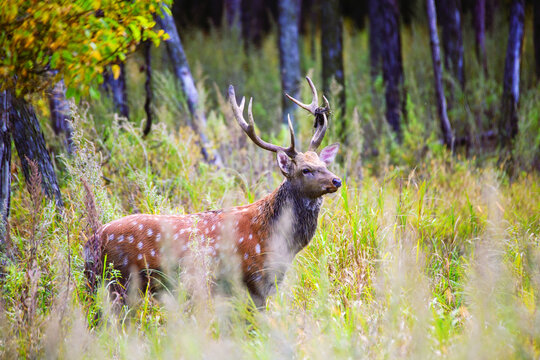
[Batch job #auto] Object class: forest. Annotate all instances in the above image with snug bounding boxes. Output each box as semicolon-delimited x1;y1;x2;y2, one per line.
0;0;539;358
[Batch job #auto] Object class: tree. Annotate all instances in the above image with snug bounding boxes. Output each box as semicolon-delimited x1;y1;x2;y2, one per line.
379;0;405;139
437;0;465;88
0;91;10;247
427;0;454;149
48;78;74;153
534;0;540;79
321;0;345;117
155;7;223;166
368;0;383;80
473;0;488;75
103;63;129;119
278;0;301;125
225;0;241;31
499;0;525;148
143;41;153;137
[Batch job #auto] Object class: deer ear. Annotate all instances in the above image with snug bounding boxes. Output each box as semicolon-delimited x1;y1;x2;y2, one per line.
319;143;339;165
276;151;292;176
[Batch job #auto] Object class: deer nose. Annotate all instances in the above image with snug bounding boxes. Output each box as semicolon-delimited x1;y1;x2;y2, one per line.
332;178;342;188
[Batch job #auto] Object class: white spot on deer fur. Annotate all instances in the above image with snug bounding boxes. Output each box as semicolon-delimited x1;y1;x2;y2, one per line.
179;229;185;234
249;234;253;240
244;253;248;260
203;220;208;225
255;244;261;254
155;233;161;242
239;237;244;243
108;234;114;241
147;228;153;237
138;224;143;230
128;235;134;243
131;221;137;226
150;249;156;257
123;257;129;266
117;235;124;243
205;228;209;234
211;224;215;231
138;242;143;250
137;254;143;260
173;233;179;240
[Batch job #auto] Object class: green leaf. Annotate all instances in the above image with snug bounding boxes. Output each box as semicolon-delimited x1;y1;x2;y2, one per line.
89;86;100;100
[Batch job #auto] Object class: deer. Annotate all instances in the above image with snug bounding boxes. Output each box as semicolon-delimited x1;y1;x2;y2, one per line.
84;77;341;308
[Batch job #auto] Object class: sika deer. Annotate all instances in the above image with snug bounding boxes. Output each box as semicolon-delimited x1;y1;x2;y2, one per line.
84;77;341;308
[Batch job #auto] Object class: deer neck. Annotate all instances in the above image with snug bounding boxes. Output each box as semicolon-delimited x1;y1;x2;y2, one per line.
262;180;322;255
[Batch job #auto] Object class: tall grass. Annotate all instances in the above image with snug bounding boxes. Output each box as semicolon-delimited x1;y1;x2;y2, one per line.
1;19;539;358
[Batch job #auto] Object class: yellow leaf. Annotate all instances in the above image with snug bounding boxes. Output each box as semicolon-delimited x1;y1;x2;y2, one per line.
157;29;164;37
91;50;102;61
112;64;120;80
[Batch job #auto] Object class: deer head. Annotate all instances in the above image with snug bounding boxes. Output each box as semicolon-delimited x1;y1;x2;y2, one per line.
228;76;341;199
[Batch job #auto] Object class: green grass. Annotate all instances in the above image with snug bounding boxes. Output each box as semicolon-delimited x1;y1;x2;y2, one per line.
1;20;540;358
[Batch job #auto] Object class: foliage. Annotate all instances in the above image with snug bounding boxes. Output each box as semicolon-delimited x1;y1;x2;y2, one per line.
0;0;171;98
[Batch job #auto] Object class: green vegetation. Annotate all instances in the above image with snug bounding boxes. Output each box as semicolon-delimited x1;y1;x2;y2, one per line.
1;19;539;358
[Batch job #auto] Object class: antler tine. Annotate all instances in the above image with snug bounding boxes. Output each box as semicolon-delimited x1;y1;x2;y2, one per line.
308;112;328;152
229;85;297;157
285;76;319;115
287;114;295;152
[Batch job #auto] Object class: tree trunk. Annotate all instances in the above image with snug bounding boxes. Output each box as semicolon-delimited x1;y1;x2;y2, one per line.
278;0;301;125
225;0;241;30
143;41;153;137
380;0;405;139
103;62;129;119
473;0;488;75
0;91;11;248
534;0;540;79
155;8;223;166
9;96;63;208
321;0;345;116
48;78;74;153
241;0;265;48
427;0;454;149
438;0;465;88
499;0;524;148
368;0;383;80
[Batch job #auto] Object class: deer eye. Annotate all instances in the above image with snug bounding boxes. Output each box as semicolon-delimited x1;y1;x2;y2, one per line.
302;168;311;175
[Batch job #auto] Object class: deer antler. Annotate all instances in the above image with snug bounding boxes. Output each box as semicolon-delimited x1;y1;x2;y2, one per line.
285;76;329;152
229;85;297;158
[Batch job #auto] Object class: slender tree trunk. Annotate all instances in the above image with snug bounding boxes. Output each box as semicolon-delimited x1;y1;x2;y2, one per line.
368;0;383;80
103;62;129;119
155;8;223;166
427;0;454;149
9;96;63;208
473;0;488;75
278;0;301;125
143;41;153;137
438;0;465;88
321;0;345;116
241;0;265;48
48;78;74;153
225;0;241;30
0;91;11;248
534;0;540;79
499;0;524;148
380;0;405;139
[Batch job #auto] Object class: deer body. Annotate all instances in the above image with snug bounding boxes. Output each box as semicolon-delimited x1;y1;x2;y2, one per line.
85;77;341;308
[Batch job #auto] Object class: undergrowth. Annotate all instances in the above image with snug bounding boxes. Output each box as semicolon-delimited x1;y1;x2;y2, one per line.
1;20;539;359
